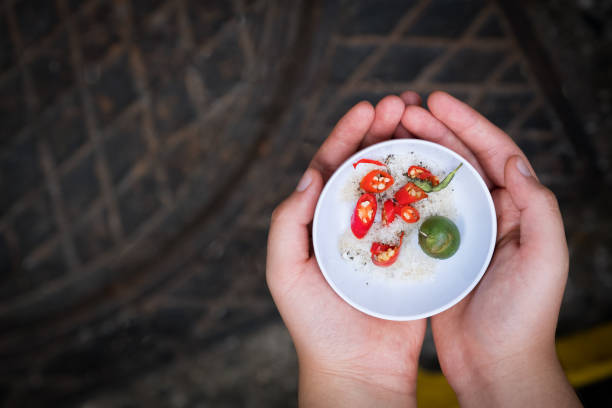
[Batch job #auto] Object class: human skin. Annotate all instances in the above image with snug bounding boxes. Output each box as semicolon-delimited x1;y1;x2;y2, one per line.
267;90;581;407
267;93;425;408
400;91;581;407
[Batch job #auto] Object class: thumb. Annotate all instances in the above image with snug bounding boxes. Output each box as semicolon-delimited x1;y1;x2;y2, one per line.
267;168;323;285
504;156;567;261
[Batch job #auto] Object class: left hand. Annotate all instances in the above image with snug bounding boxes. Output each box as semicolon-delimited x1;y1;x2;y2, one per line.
267;93;426;407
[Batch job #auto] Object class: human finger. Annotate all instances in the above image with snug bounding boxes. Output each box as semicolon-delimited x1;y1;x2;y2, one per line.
310;101;375;180
267;168;324;285
503;156;567;268
394;90;422;139
427;91;536;187
361;95;405;148
400;105;492;187
491;188;520;242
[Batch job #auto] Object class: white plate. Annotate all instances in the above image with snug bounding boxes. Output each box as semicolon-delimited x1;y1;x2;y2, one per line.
312;139;496;320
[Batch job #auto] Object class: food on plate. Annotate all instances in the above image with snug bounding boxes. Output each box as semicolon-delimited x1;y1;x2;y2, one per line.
370;232;404;267
382;199;397;225
395;182;428;205
341;153;462;274
398;205;419;223
418;216;460;259
408;163;463;193
353;158;385;168
407;165;439;186
351;193;377;238
360;169;394;193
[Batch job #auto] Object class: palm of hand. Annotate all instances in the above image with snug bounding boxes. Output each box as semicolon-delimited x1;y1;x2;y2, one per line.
396;92;570;387
269;91;575;406
267;95;427;393
284;258;426;388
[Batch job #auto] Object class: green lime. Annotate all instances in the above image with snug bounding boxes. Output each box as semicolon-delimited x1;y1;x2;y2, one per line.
418;216;460;259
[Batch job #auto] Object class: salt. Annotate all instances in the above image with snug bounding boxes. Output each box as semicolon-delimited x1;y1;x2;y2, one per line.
338;153;459;280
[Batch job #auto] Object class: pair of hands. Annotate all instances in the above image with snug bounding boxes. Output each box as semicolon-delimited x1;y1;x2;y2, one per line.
267;91;581;407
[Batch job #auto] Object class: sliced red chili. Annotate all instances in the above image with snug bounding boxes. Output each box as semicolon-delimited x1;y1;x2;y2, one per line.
351;193;377;239
370;232;404;267
398;205;419;223
360;170;394;193
353;158;385;169
394;182;428;205
382;199;396;226
407;165;431;180
408;165;439;186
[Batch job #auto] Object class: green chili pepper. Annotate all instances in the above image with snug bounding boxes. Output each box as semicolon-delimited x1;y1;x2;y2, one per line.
407;163;462;192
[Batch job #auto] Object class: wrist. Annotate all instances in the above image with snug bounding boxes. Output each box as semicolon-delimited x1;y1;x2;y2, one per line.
452;346;580;407
298;363;417;408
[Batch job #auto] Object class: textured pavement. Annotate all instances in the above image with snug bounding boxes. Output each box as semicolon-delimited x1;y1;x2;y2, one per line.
0;0;610;406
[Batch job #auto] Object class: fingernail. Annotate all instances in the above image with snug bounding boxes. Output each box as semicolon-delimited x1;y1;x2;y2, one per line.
516;158;532;177
296;169;312;192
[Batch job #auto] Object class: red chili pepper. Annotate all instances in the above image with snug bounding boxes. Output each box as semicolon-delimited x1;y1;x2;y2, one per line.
382;199;396;225
351;193;377;239
370;232;404;267
398;205;419;223
360;170;394;193
394;182;428;205
408;165;439;186
353;158;385;168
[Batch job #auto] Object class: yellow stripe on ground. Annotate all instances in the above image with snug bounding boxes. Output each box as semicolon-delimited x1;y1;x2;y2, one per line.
417;370;459;407
557;322;612;387
417;321;612;407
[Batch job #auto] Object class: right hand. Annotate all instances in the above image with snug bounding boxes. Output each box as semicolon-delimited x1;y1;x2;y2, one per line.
400;91;581;407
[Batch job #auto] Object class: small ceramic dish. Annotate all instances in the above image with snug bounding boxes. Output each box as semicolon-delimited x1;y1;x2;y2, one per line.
312;139;496;320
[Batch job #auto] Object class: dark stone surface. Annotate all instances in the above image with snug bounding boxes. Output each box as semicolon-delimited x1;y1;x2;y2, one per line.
337;0;414;35
104;110;147;184
77;1;120;66
40;315;178;398
0;72;28;145
499;61;529;84
117;172;163;236
29;32;74;110
164;135;206;193
0;233;11;274
152;76;196;137
475;91;535;128
73;207;114;263
67;0;86;13
330;44;377;83
522;107;553;131
433;48;506;82
367;44;446;81
131;0;167;20
170;260;232;300
43;92;88;165
0;245;67;302
194;29;244;99
148;306;206;336
0;136;42;214
12;191;56;255
475;12;506;38
0;13;14;73
185;0;233;44
136;8;186;87
60;152;100;219
404;0;484;37
89;53;138;126
577;377;612;408
15;0;59;48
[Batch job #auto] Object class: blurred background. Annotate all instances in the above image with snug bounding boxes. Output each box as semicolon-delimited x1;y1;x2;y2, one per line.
0;0;611;406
